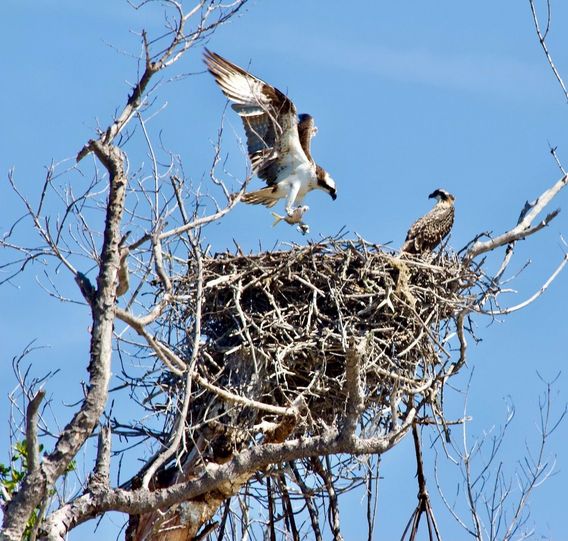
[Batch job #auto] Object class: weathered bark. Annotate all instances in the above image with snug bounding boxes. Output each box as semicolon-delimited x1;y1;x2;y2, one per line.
2;143;127;540
127;402;303;541
40;398;415;538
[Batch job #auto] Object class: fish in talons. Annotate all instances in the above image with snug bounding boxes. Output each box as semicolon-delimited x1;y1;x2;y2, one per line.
272;205;310;234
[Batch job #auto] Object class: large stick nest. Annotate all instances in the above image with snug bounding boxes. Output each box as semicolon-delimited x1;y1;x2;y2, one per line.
165;240;478;458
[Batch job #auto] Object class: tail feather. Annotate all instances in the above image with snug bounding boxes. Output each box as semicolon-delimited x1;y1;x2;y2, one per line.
242;187;280;208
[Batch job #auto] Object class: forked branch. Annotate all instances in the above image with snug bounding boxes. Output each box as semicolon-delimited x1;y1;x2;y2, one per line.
465;172;566;260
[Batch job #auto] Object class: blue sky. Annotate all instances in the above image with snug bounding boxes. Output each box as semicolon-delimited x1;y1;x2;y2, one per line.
2;1;568;539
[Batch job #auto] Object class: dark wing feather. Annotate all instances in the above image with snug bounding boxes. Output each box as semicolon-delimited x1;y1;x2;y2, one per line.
403;204;454;253
297;114;315;164
204;49;298;185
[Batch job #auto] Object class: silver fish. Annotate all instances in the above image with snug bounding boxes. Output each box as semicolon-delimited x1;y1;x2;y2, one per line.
271;205;310;234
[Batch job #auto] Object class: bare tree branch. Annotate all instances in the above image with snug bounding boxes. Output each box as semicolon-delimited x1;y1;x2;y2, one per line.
465;173;566;260
25;390;46;476
486;251;568;315
42;418;416;533
528;0;568;102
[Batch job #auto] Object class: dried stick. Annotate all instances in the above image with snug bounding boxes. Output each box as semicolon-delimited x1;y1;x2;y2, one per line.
400;424;442;541
141;241;204;488
216;499;231;541
486;252;568;315
278;470;300;541
314;456;344;541
528;0;568;101
290;460;323;541
342;337;366;441
266;475;277;541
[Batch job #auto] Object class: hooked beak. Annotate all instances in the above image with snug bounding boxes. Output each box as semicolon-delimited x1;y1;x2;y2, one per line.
330;190;337;201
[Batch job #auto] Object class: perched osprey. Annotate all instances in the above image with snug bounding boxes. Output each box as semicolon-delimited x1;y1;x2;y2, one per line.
203;49;337;216
401;189;455;254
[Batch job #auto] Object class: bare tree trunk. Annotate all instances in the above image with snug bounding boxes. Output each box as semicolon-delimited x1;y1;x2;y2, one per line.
2;143;125;540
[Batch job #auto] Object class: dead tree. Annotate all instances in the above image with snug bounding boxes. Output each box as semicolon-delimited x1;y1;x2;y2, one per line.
1;2;567;540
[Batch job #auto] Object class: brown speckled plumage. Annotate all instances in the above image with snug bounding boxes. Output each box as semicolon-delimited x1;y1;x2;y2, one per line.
402;190;455;254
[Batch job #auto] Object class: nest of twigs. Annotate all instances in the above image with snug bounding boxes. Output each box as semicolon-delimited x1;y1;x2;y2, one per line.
165;240;477;458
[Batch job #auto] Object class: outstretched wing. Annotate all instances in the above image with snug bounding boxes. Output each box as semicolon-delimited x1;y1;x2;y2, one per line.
204;49;301;185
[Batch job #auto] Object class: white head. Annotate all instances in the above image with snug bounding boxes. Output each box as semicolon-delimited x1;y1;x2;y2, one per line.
316;166;337;200
428;188;454;204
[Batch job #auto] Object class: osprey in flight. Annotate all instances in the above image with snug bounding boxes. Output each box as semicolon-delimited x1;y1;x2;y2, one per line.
402;189;455;254
203;49;337;217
